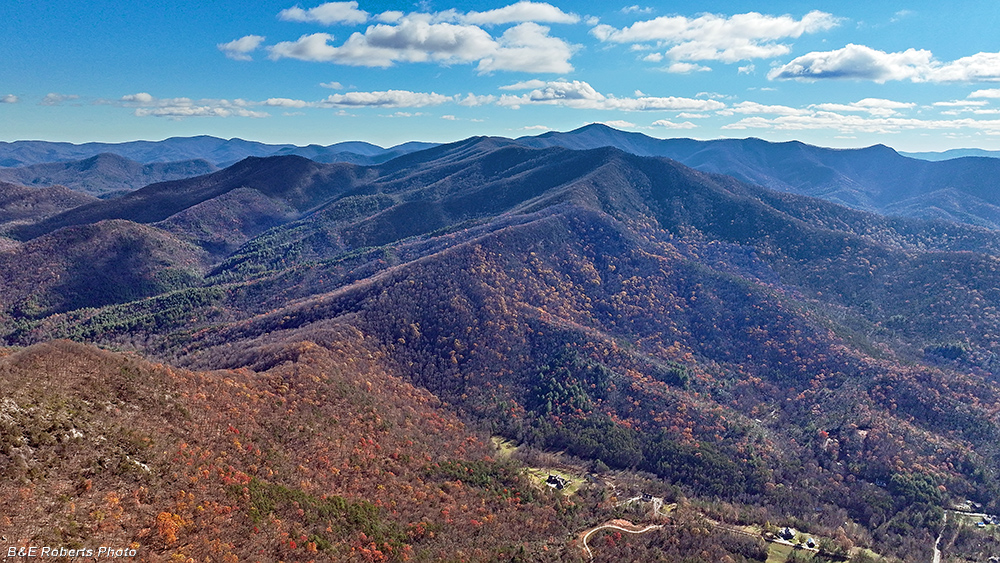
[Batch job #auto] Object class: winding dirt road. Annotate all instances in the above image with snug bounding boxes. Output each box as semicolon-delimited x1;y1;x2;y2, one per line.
580;519;664;560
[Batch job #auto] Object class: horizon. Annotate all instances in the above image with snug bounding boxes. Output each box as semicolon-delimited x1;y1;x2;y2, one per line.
1;123;993;157
3;1;1000;151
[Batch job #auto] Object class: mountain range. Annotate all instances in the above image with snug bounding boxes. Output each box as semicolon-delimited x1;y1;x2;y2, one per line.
5;125;1000;229
3;131;1000;561
0;136;437;168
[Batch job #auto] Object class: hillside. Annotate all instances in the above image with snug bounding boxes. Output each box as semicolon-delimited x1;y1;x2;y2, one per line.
0;153;218;196
516;124;1000;229
0;220;206;317
0;181;96;227
4;139;1000;561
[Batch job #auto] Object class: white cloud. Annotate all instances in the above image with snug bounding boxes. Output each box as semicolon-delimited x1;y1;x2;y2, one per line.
521;125;551;130
770;44;1000;83
320;81;344;89
457;2;579;25
499;79;548;90
268;15;574;72
810;98;916;117
119;93;268;118
1;94;18;104
970;88;1000;99
264;97;310;108
592;10;839;63
377;11;404;23
441;114;457;120
642;53;664;62
40;93;79;106
621;6;654;15
663;62;711;73
738;63;755;74
496;79;726;111
384;111;426;117
929;52;1000;82
278;2;369;25
601;119;636;128
218;35;266;61
729;101;809;116
933;100;988;107
319;90;453;107
677;112;709;118
476;23;575;73
722;112;1000;135
121;92;154;103
890;10;914;22
651;119;697;129
458;93;497;106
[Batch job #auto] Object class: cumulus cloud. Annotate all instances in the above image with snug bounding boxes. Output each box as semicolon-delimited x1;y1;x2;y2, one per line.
663;62;711;73
320;81;344;89
477;23;575;73
40;93;79;106
727;101;809;116
119;93;268;118
770;44;1000;83
601;119;636;128
498;79;548;90
319;90;453;107
651;119;697;129
810;97;916;117
592;10;839;63
263;97;311;108
376;11;403;23
496;79;726;111
456;2;579;25
932;100;988;107
262;90;455;108
268;15;574;72
278;2;369;25
458;93;498;106
1;94;18;104
723;113;1000;135
970;88;1000;99
621;6;654;15
218;35;266;60
930;52;1000;82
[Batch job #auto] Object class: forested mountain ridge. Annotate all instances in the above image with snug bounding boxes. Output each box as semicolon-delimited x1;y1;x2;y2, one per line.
0;153;218;196
516;124;1000;229
3;137;1000;561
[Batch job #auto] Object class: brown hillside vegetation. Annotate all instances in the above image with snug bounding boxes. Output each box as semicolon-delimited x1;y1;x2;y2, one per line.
0;338;584;561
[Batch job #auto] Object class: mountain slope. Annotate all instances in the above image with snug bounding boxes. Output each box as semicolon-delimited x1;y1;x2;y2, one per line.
517;124;1000;228
0;153;217;196
8;155;367;241
0;338;603;562
0;219;206;316
0;181;96;227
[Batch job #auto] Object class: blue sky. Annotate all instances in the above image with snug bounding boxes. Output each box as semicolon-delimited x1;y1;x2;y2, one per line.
2;1;1000;151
